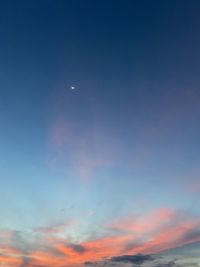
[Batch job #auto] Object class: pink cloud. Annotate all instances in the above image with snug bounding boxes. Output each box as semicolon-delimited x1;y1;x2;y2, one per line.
108;208;177;234
32;208;200;265
2;208;200;266
48;112;115;180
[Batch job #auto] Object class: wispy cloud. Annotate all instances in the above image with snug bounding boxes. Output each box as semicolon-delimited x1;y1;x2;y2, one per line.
48;117;115;180
33;219;77;235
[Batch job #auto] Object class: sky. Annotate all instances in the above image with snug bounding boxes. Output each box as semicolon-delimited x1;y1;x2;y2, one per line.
0;0;200;266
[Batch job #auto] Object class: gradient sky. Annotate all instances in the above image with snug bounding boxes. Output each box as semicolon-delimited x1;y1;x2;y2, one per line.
1;0;200;266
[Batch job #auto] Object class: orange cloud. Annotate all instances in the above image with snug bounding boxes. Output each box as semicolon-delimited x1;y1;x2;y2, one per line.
1;208;200;266
28;250;67;266
0;245;23;267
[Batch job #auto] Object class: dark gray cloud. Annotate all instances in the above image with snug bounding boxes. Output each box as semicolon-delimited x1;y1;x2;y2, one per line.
69;243;87;253
122;239;143;252
85;253;180;267
111;253;154;264
179;228;200;244
153;261;177;267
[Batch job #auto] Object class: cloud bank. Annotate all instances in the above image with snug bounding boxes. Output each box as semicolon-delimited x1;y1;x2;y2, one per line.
1;208;200;266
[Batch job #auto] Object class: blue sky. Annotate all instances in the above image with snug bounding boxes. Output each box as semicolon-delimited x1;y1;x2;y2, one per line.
0;0;200;266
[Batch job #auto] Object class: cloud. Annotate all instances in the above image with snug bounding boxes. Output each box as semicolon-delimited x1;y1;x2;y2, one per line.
34;220;77;235
48;116;115;180
19;257;30;267
108;208;178;234
47;92;118;180
111;253;154;264
0;245;23;267
1;208;200;266
69;244;87;254
106;208;200;255
85;253;179;267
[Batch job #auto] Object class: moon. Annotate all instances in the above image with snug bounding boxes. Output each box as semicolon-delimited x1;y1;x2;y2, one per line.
70;85;76;90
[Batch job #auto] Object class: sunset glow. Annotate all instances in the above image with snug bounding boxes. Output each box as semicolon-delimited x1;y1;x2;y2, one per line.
1;1;200;266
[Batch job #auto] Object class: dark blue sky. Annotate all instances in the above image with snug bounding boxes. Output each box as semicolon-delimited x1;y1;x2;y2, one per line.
1;1;200;266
